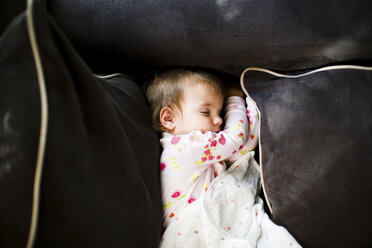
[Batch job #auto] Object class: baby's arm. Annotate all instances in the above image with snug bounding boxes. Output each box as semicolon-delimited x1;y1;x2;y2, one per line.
165;95;248;167
227;94;259;163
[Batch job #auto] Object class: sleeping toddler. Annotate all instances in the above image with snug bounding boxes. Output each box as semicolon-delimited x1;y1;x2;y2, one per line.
145;69;301;247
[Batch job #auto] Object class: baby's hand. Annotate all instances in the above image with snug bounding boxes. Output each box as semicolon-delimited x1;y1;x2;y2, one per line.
225;86;245;98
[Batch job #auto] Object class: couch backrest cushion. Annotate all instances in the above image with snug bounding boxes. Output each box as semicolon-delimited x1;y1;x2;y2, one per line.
0;4;162;247
243;66;372;247
47;0;372;77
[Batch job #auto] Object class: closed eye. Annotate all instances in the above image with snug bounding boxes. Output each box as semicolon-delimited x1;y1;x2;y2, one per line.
200;110;210;116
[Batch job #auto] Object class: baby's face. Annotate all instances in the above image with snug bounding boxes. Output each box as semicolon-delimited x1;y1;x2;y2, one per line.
172;83;224;135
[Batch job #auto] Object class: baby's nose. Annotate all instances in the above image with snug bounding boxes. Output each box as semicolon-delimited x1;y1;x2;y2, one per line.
214;116;223;126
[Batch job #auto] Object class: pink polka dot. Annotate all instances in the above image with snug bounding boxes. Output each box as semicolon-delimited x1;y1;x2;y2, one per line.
171;136;181;144
172;191;181;198
219;134;226;145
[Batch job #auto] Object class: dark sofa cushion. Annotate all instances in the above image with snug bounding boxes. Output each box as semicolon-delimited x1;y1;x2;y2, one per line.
243;66;372;247
0;3;161;247
0;0;26;35
47;0;372;77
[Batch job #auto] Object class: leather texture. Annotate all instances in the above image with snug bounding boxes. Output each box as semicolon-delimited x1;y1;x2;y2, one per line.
0;5;162;247
47;0;372;77
244;68;372;247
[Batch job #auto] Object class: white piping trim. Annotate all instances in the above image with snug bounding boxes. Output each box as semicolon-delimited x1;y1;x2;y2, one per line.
94;73;134;80
240;65;372;81
240;70;271;213
240;65;372;214
26;0;49;247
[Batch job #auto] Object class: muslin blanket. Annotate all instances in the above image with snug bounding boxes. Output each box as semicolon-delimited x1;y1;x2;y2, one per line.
160;152;301;248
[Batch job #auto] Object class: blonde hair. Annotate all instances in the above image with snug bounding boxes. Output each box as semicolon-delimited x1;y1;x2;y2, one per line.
145;69;223;132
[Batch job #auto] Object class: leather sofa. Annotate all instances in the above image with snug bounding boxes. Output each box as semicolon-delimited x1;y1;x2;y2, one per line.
0;0;371;247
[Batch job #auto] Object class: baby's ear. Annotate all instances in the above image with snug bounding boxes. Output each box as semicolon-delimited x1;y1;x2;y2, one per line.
160;107;176;131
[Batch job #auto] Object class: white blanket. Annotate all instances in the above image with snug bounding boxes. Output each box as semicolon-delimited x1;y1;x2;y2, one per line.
160;152;301;248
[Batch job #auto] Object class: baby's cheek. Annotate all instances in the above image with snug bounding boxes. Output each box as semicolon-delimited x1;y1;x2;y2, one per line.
205;121;214;131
